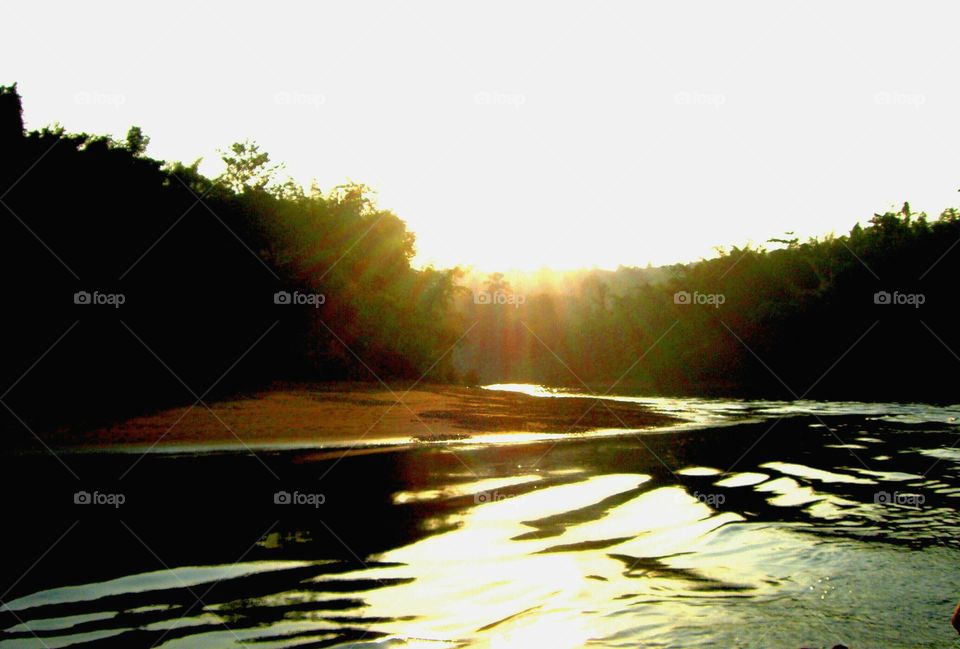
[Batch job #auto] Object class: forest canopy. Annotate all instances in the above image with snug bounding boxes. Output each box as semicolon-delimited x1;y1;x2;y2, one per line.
3;83;960;441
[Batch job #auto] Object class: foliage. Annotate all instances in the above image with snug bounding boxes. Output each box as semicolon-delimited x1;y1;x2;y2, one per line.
0;85;462;434
3;81;959;441
455;208;960;401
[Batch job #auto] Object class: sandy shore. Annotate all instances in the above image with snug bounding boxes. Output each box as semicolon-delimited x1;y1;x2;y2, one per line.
56;383;682;449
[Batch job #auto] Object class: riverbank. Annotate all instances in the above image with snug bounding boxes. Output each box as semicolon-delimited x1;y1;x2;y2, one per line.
52;383;682;449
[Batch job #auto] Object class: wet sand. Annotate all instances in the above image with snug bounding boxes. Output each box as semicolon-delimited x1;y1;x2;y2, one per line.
54;383;681;449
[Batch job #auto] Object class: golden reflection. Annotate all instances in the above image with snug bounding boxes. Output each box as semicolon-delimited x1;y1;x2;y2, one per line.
714;471;768;488
392;475;543;504
10;466;849;648
481;384;559;397
676;466;722;476
760;461;874;485
486;609;592;649
323;474;771;645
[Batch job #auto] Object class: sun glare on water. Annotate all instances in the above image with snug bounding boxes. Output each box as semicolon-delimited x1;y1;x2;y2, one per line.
342;472;752;645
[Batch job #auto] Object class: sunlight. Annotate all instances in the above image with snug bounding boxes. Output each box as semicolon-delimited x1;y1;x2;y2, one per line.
349;476;755;642
486;609;593;649
6;4;960;647
481;384;558;397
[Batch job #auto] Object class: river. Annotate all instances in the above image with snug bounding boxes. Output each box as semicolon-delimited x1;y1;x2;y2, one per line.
2;386;960;647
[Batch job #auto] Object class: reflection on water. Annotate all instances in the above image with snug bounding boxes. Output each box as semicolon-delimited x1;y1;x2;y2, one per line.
486;383;960;430
4;388;960;647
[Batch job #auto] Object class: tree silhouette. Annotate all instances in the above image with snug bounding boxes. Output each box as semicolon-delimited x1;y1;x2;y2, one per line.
125;125;150;156
3;80;959;446
0;83;24;145
219;139;284;193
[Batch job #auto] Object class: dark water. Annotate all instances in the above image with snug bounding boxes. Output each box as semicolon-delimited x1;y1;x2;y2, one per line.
3;390;960;648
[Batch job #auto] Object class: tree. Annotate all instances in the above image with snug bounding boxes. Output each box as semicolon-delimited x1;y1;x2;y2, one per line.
484;272;511;295
0;83;24;145
125;125;150;156
218;139;283;193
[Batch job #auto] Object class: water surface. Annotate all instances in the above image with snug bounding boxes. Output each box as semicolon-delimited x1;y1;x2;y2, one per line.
3;387;960;647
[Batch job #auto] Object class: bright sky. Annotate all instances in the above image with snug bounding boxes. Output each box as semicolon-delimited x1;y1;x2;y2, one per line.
3;1;959;271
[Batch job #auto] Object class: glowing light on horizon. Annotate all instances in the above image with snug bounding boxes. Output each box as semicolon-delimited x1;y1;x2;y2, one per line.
6;3;960;271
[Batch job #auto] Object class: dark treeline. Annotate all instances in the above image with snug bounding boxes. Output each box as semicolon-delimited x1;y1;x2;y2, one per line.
1;85;463;437
4;83;960;443
456;206;960;401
